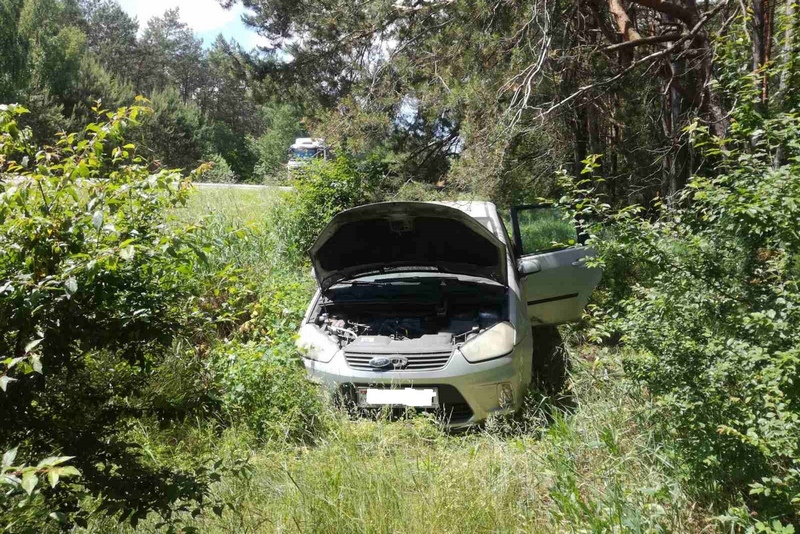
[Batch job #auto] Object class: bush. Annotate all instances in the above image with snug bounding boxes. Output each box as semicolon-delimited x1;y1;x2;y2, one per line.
391;179;448;202
280;154;383;255
133;87;208;170
568;106;800;522
177;186;326;443
0;102;225;529
248;104;303;183
198;153;236;183
1;448;82;532
212;342;326;443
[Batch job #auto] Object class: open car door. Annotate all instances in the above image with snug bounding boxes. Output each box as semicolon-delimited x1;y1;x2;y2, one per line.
510;205;602;325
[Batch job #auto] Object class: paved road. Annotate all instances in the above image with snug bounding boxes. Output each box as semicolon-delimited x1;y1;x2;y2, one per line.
4;177;294;192
193;182;293;191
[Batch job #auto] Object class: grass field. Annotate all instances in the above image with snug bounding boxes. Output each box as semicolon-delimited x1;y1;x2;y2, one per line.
85;187;713;533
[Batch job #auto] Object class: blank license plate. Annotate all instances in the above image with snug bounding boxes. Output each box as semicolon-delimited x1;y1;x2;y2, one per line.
357;387;439;408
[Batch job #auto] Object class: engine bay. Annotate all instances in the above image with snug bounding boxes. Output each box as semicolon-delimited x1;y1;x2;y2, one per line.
312;277;508;349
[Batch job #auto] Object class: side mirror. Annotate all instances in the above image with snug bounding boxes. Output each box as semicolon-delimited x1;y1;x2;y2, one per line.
518;257;541;275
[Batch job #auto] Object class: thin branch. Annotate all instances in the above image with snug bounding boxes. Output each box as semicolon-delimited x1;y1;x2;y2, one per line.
536;0;728;117
603;31;683;51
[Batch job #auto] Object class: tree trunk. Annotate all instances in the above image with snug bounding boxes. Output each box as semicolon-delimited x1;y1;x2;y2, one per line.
607;0;642;64
774;0;796;166
572;107;588;176
752;0;777;106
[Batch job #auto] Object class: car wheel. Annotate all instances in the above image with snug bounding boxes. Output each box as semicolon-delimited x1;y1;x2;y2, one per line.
531;325;569;395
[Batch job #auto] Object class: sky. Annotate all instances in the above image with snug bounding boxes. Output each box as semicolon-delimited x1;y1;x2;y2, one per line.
117;0;268;50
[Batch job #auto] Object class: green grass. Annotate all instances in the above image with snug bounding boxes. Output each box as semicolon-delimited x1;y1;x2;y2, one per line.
183;185;283;227
517;207;577;254
205;350;707;533
82;186;716;532
180;184;307;275
85;348;712;533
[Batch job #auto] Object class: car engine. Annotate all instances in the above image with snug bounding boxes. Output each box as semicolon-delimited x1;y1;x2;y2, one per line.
312;279;507;349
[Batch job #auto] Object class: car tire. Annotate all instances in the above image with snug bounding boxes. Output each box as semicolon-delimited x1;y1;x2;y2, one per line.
531;325;569;395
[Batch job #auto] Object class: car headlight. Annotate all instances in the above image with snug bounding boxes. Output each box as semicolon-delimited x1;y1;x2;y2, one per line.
458;321;515;363
296;324;338;363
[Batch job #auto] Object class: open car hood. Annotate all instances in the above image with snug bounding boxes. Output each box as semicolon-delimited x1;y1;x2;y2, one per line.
309;202;508;291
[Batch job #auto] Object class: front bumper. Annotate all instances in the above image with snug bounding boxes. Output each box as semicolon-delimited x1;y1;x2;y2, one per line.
302;345;528;428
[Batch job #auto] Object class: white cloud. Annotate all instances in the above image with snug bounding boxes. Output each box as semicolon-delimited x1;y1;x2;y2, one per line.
119;0;243;34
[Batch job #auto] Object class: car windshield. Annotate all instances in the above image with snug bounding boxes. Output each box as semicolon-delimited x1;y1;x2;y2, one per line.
336;270;504;287
291;147;319;159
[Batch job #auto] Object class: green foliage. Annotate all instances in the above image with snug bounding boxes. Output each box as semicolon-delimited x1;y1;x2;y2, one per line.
18;0;86;100
565;81;800;523
0;0;28;102
167;180;330;446
179;183;328;441
204;121;256;182
390;178;448;201
212;342;326;443
137;8;203;99
515;206;577;254
82;0;140;81
70;56;136;118
134;87;207;170
1;447;81;531
248;104;304;183
281;154;383;254
0;102;231;529
198;153;237;183
93;348;708;533
0;1;305;182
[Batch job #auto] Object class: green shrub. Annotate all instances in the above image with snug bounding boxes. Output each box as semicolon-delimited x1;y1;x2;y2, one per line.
197;153;236;183
567;108;800;523
0;102;225;529
391;179;447;201
248;104;304;183
515;206;577;253
280;154;383;255
1;448;82;532
563;28;800;525
212;341;326;443
178;186;325;444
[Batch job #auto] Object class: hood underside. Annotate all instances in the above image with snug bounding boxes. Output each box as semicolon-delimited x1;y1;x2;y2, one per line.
309;202;507;291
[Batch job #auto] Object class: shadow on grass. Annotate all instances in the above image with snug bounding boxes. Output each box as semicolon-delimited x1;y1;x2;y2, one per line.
477;384;577;439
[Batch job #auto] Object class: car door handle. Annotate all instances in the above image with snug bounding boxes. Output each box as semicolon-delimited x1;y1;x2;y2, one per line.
518;258;541;274
572;259;587;267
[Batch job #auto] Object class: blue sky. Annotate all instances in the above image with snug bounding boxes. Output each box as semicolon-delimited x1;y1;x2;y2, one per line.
118;0;268;49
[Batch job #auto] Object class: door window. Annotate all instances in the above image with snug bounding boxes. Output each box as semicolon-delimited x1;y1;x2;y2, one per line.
511;205;577;256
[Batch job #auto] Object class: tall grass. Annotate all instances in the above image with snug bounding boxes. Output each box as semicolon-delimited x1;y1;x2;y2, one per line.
181;186;303;271
516;207;577;252
85;348;713;533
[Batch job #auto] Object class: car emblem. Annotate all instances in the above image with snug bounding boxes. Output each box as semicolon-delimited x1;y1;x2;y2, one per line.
369;356;409;370
369;357;391;369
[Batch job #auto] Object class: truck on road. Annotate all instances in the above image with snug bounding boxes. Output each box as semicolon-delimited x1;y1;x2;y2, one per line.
288;138;329;173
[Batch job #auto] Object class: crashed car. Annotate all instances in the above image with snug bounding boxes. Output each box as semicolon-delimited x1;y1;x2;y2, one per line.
296;201;601;427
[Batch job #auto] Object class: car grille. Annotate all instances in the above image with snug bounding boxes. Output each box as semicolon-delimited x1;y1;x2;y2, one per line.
344;349;453;371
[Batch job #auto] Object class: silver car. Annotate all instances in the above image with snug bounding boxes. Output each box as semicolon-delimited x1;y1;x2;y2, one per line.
296;201;601;428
